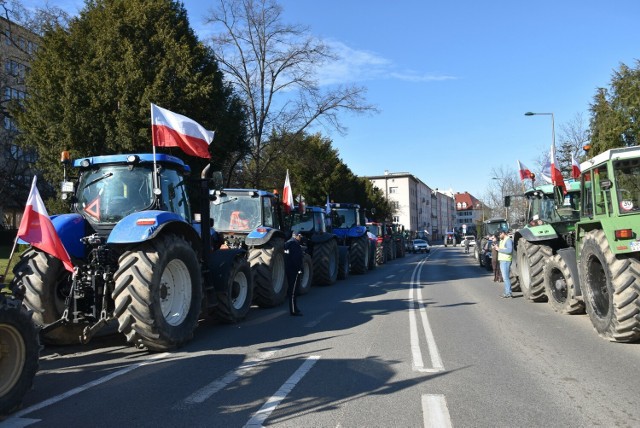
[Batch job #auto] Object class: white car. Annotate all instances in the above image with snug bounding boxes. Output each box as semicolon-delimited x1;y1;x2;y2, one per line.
411;239;430;253
464;235;476;247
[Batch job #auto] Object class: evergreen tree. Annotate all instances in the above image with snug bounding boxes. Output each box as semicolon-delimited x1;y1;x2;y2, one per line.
14;0;247;187
589;61;640;154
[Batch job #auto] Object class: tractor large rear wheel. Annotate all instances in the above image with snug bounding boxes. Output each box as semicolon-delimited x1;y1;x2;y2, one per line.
350;235;370;274
13;249;83;345
211;257;253;323
250;238;287;307
313;239;339;285
0;297;40;417
543;254;584;315
579;230;640;342
113;234;202;351
516;239;550;301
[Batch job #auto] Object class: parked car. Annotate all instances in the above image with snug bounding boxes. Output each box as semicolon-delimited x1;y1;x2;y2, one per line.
411;239;430;253
464;235;476;247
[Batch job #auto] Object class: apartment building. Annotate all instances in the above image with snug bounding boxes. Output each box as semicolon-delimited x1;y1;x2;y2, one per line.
366;171;456;241
0;17;39;228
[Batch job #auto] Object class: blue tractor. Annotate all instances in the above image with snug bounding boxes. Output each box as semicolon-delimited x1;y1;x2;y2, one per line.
289;205;348;286
11;153;250;351
209;188;293;306
328;203;375;274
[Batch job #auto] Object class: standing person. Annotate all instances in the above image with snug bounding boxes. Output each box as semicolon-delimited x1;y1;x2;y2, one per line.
493;230;513;298
464;237;470;254
491;233;503;282
284;232;304;315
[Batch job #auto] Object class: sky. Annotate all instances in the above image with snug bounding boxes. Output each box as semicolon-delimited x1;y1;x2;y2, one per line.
20;0;640;199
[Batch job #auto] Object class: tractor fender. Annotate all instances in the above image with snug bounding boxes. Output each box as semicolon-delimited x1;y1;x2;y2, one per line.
310;232;335;245
555;247;582;296
347;225;367;239
245;227;286;247
17;213;87;259
51;214;87;259
517;225;558;243
108;210;200;248
207;248;248;292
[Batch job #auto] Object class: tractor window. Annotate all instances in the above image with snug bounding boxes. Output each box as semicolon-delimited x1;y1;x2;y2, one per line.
159;169;190;222
614;158;640;213
291;210;314;234
210;195;260;231
314;212;326;233
77;165;153;223
333;208;357;228
582;170;593;217
593;165;612;216
262;196;275;228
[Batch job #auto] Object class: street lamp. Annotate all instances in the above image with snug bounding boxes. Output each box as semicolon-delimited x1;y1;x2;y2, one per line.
524;111;555;149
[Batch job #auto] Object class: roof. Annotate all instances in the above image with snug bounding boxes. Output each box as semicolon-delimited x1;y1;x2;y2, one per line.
454;192;481;211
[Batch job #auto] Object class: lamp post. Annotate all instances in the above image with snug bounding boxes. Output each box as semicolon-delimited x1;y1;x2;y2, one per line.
525;111;555;149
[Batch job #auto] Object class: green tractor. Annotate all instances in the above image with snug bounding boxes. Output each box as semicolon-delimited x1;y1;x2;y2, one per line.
517;147;640;342
509;181;581;307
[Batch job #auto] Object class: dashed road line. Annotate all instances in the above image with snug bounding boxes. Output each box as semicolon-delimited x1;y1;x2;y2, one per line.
244;355;321;427
422;394;453;428
304;311;332;328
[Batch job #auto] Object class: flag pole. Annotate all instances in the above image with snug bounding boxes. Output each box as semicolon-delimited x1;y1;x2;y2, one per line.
150;103;159;193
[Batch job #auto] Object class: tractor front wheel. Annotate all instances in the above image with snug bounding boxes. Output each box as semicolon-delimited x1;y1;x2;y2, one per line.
250;238;287;307
516;239;550;301
543;254;584;315
211;257;253;323
13;249;83;345
313;239;339;286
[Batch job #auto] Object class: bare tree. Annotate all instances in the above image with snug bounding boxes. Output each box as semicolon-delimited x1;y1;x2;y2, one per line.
205;0;376;187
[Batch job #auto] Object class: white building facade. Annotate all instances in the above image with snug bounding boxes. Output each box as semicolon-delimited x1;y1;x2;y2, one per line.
367;171;455;241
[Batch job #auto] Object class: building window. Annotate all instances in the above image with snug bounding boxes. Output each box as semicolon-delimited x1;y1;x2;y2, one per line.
389;187;398;194
393;216;400;223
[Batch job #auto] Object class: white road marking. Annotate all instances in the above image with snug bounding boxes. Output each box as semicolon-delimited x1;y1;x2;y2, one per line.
385;275;395;279
244;355;321;427
178;349;279;407
369;281;382;288
422;394;453;428
5;352;171;426
304;311;332;328
409;258;444;372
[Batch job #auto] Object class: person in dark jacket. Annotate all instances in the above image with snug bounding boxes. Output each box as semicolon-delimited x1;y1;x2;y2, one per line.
284;232;304;316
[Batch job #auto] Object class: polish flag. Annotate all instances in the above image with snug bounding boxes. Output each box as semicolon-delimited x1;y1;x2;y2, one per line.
571;153;581;179
151;103;214;158
550;142;567;193
18;176;74;272
517;160;534;180
283;170;294;214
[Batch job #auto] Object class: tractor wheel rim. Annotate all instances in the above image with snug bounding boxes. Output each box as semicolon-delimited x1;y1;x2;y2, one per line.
0;323;26;396
160;259;192;326
232;271;249;310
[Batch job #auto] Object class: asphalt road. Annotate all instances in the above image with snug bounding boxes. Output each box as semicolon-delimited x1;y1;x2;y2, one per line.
3;246;640;428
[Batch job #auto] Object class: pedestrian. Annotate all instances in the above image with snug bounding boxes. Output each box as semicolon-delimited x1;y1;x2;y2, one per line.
464;237;470;254
284;232;304;315
493;230;513;298
491;233;502;282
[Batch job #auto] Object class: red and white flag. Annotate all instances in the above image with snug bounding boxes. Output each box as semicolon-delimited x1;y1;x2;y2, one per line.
18;176;74;272
283;170;294;214
550;142;567;193
151;103;214;158
571;153;581;179
517;160;534;180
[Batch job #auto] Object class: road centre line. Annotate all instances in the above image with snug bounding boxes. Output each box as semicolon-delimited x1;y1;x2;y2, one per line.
5;352;171;424
178;349;279;407
409;258;444;372
422;394;453;428
385;274;395;279
243;355;320;428
369;281;382;287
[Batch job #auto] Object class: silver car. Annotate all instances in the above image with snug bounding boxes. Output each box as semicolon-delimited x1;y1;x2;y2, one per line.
412;239;430;253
